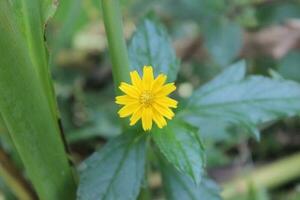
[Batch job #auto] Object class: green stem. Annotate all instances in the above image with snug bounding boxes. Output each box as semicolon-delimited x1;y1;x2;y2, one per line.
222;152;300;199
101;0;131;94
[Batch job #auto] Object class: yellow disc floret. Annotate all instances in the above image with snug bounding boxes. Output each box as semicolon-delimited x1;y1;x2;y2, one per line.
115;66;178;131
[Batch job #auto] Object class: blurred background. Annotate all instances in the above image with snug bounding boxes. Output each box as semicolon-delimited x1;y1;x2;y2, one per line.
1;0;300;199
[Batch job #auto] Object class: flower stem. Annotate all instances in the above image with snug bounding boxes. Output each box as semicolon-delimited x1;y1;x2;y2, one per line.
101;0;130;94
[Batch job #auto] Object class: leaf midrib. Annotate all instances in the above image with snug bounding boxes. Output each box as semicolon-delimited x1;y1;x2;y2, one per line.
102;141;132;200
194;96;300;110
172;170;198;200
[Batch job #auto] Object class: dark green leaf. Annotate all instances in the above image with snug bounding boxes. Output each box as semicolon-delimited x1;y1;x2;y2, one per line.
203;18;242;67
77;133;147;200
152;119;205;184
160;158;221;200
186;60;300;139
191;60;246;97
185;116;234;142
128;18;180;81
185;60;247;141
278;51;300;83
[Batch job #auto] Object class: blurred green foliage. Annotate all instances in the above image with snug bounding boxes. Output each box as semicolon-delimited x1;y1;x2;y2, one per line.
1;0;300;199
45;1;300;199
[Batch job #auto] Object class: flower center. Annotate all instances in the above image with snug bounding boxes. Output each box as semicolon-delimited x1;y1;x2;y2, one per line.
139;91;153;107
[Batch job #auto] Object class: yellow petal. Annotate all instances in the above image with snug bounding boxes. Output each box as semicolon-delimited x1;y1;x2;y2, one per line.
118;102;140;118
143;66;154;90
152;109;167;128
142;107;153;131
155;97;178;108
130;105;143;126
152;74;167;93
119;82;140;98
115;67;178;129
155;83;176;96
153;103;175;120
115;95;138;105
130;71;143;90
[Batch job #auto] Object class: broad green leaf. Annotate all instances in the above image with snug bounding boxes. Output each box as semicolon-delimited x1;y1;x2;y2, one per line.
9;0;58;117
0;115;6;134
153;119;205;184
0;1;76;199
192;60;246;98
182;116;241;167
160;158;221;200
186;60;300;139
202;18;242;67
278;51;300;83
77;133;147;200
185;116;235;142
128;18;180;81
185;60;246;141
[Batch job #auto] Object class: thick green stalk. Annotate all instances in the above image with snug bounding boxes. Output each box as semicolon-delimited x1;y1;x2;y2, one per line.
0;1;76;199
101;0;131;94
222;152;300;199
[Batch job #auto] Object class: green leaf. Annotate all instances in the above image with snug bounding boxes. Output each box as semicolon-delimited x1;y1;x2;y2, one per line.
278;51;300;83
160;158;221;200
185;116;235;142
152;119;205;184
0;1;76;199
184;61;247;142
202;18;242;67
193;60;246;96
128;18;180;81
9;0;59;116
77;133;147;200
186;60;300;139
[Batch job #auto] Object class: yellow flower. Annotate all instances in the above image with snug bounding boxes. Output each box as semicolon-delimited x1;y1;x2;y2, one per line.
115;66;178;131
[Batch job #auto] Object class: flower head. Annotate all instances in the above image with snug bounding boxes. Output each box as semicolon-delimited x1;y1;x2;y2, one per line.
115;66;178;131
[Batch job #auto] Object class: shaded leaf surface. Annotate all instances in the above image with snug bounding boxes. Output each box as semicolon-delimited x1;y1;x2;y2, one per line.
186;60;300;139
77;133;146;200
153;120;204;184
160;158;221;200
278;51;300;83
128;18;180;81
203;18;242;67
